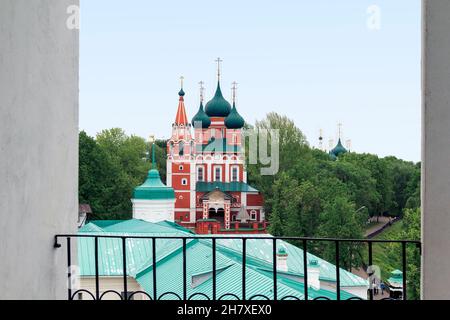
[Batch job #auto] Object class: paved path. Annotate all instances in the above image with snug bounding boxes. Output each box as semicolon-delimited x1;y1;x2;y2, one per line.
364;217;399;238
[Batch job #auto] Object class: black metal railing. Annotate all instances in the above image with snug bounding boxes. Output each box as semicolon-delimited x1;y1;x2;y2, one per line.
54;234;421;301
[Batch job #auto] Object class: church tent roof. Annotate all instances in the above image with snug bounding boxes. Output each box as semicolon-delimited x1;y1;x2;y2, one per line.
133;169;175;200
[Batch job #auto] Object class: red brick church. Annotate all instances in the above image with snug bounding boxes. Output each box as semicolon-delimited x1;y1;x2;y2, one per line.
166;62;266;234
132;60;266;234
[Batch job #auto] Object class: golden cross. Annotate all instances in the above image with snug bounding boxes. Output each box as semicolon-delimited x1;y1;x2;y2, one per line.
338;122;343;139
215;57;223;80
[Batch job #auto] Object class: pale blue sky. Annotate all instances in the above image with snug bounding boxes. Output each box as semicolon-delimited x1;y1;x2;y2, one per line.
80;0;421;161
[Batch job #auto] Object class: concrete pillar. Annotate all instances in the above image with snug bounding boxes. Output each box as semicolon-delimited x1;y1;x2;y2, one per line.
422;0;450;300
0;0;79;299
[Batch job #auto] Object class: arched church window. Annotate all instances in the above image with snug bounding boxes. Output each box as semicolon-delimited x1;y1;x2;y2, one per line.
197;166;204;182
214;166;222;181
179;141;185;156
231;166;239;182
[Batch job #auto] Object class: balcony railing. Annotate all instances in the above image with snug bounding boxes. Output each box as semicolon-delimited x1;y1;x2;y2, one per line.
54;234;421;301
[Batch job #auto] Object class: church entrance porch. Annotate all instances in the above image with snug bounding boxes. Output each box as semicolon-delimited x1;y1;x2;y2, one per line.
199;188;232;230
208;208;225;225
193;187;267;234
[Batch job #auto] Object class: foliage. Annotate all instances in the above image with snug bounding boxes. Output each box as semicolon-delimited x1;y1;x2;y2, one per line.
248;113;421;275
79;129;166;220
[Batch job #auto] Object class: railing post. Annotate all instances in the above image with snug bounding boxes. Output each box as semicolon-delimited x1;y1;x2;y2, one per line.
122;237;127;300
152;237;157;300
94;236;100;300
302;239;308;300
335;240;340;301
212;238;216;300
183;238;187;300
67;237;72;300
402;242;407;300
242;238;246;300
272;238;277;301
368;241;374;301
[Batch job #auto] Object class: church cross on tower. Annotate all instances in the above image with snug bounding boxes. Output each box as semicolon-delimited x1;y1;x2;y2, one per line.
215;57;223;81
180;76;184;89
199;80;205;102
338;122;343;139
231;81;238;104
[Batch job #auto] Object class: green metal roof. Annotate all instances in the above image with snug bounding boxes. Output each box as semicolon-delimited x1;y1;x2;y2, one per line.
195;138;241;153
78;219;192;277
196;182;259;193
155;220;195;234
135;238;361;300
133;169;175;200
77;219;368;300
205;82;232;117
208;237;368;287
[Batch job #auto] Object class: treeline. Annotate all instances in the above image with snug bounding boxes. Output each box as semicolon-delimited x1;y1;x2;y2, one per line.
246;113;421;298
247;113;420;237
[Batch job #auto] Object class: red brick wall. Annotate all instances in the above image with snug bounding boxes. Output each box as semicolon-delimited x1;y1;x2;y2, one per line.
247;193;264;206
174;191;190;208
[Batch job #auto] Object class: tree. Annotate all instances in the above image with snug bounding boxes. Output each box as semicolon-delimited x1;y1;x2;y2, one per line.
284;181;322;237
318;197;364;270
79;131;112;214
79;129;153;220
401;208;421;299
341;153;394;219
79;131;132;218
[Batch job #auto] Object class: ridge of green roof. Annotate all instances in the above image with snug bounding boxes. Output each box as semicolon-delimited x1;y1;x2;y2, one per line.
156;220;196;234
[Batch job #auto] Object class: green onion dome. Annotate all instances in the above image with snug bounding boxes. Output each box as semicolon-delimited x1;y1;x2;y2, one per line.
224;102;245;129
178;88;185;97
329;138;347;158
205;82;232;117
191;102;211;128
